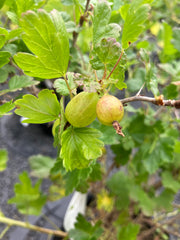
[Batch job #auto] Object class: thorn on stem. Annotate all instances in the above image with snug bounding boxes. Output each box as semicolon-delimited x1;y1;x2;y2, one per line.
136;83;145;96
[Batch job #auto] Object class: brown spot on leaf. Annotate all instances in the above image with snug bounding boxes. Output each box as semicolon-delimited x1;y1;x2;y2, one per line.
15;105;20;109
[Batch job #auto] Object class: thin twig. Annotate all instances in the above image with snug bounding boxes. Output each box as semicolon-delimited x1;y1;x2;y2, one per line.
137;226;157;239
72;0;91;47
120;95;180;108
104;162;116;179
0;216;67;238
42;215;60;231
155;222;180;238
0;225;11;239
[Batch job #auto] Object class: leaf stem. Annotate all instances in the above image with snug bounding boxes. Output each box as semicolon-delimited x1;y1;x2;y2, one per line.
107;49;124;80
64;74;73;99
0;216;67;238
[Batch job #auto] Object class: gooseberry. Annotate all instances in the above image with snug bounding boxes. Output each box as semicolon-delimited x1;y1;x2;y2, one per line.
96;94;124;126
65;92;99;128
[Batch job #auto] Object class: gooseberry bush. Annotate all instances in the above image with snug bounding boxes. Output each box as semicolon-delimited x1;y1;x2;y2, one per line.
0;0;180;239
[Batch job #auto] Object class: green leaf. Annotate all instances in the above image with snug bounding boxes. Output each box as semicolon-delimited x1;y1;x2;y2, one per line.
130;185;154;215
53;97;67;148
54;79;69;95
120;4;130;21
174;141;180;153
6;11;18;24
8;171;47;215
0;75;39;96
146;64;159;96
127;113;152;145
7;28;23;40
122;0;151;49
0;0;6;9
143;137;175;174
54;73;76;96
0;27;9;49
64;167;91;194
162;22;177;55
14;9;69;79
0;149;8;171
90;120;120;145
69;214;103;240
172;28;180;52
117;223;140;240
162;171;180;193
154;189;174;211
93;1;121;45
63;162;102;194
0;51;11;68
9;75;39;91
163;84;178;99
158;62;178;77
29;155;55;178
0;101;15;117
13;0;45;18
107;171;131;210
0;68;8;83
14;89;60;123
88;162;102;182
94;38;122;64
111;144;131;166
50;157;65;179
90;37;127;89
127;68;145;92
60;127;104;171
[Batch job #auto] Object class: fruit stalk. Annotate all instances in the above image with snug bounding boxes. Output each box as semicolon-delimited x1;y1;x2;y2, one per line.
64;74;73;99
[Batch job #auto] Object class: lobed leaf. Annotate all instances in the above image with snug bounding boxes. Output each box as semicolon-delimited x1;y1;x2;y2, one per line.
0;51;11;68
8;171;47;215
15;89;60;123
60;127;104;171
162;171;180;193
14;9;69;79
0;100;15;117
90;38;127;90
0;75;39;96
130;185;154;215
0;68;8;83
93;1;121;45
122;0;151;49
162;22;177;56
143;137;175;174
0;27;9;49
69;214;103;240
54;73;76;96
64;162;102;194
117;223;140;240
29;155;56;178
107;171;131;210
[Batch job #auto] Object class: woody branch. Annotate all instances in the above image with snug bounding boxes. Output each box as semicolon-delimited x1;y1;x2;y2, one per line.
120;95;180;109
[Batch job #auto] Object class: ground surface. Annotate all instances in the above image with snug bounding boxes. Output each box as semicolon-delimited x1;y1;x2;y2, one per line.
0;114;71;240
